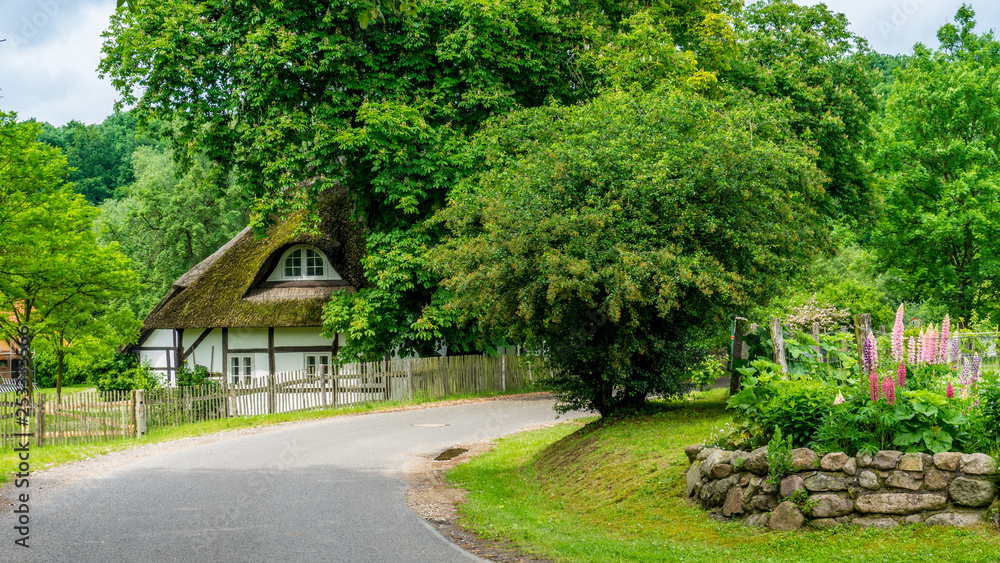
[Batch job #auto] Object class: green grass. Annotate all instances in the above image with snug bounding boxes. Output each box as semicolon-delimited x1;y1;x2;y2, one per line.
448;388;1000;563
1;389;535;486
31;384;96;395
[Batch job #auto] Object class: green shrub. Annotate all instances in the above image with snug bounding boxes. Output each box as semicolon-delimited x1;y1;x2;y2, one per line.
96;362;161;395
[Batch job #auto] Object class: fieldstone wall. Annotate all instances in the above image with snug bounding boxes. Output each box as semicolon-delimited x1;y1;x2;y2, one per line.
685;445;999;530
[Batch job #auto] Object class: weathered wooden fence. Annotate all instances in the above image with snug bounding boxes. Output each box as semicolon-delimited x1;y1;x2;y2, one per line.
1;353;538;447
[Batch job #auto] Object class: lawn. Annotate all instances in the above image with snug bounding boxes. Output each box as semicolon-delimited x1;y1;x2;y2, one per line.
447;388;1000;563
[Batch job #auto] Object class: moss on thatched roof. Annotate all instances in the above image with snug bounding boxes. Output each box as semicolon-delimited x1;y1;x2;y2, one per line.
143;212;359;329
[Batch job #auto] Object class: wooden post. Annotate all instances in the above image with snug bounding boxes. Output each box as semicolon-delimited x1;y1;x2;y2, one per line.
36;393;45;447
769;317;787;373
135;389;146;437
267;374;276;415
406;359;413;400
332;364;339;408
320;367;329;408
853;313;872;373
729;319;748;396
130;390;137;437
811;322;822;363
442;356;449;397
501;354;507;392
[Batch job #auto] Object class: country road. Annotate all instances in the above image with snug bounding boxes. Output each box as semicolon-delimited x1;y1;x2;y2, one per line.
3;395;585;562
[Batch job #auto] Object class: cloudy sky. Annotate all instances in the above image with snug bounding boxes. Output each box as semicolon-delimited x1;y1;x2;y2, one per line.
1;0;999;126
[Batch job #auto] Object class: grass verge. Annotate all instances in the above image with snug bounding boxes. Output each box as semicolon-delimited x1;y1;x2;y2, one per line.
1;389;534;487
447;388;1000;563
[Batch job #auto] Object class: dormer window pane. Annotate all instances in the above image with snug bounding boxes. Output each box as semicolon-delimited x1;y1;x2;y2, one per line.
305;249;324;276
284;249;302;277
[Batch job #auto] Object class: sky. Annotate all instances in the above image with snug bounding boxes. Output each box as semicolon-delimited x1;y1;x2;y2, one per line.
1;0;1000;126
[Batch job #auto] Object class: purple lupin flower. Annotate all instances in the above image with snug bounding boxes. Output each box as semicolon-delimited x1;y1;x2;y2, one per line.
962;359;970;385
971;355;981;383
892;304;905;364
950;337;960;364
863;333;876;375
896;361;906;388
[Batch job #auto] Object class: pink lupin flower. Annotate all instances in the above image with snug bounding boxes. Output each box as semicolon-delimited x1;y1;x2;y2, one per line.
916;329;924;364
946;381;955;399
908;336;916;365
923;326;937;365
882;375;896;405
896;361;906;388
892;304;905;364
939;314;950;364
869;369;881;403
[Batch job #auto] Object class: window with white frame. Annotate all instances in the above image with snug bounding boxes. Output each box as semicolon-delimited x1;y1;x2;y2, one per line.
268;245;340;282
305;354;330;379
230;355;253;384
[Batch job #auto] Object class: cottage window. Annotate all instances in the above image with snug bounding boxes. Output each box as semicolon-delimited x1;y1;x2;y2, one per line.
305;354;330;378
230;355;253;384
269;245;340;282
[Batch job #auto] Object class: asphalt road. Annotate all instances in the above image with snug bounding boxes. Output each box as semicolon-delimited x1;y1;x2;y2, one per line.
3;396;584;562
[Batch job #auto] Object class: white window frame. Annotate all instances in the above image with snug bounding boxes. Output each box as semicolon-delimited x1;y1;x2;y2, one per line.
229;354;254;385
305;354;331;381
267;245;341;282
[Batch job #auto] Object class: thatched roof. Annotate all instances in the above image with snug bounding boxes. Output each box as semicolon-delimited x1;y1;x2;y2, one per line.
142;213;359;329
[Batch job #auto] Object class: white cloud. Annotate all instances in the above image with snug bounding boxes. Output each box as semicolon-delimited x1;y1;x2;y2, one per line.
0;0;120;125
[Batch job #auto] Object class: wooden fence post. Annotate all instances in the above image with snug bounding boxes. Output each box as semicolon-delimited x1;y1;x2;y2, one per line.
332;365;339;408
854;313;872;373
406;359;413;400
769;317;787;373
129;390;137;437
501;354;507;392
320;368;329;408
267;374;276;415
135;389;146;437
729;319;748;396
37;393;46;447
812;322;823;363
442;356;449;397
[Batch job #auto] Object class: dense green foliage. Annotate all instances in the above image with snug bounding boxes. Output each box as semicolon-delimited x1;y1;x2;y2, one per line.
873;7;1000;326
432;88;828;415
0;113;141;398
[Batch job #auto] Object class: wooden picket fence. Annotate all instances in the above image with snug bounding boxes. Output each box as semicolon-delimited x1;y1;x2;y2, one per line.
0;353;539;447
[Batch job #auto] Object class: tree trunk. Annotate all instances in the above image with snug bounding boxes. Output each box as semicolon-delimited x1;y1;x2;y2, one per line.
57;350;64;405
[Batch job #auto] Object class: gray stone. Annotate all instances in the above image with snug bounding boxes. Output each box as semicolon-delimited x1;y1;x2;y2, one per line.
843;457;858;476
898;453;923;472
810;493;854;518
745;446;769;475
780;475;806;498
700;475;738;507
697;447;720;461
700;449;728;478
761;480;775;494
821;452;849;472
924;469;951;491
804;472;849;492
857;452;873;468
769;501;805;531
851;516;899;529
723;486;745;517
858;469;880;490
960;453;997;475
871;450;903;470
731;450;750;469
925;511;986;527
750;492;779;511
933;452;962;471
855;493;948;514
685;445;704;463
739;474;750;487
744;512;769;527
809;518;840;529
686;462;702;498
884;471;920;491
790;448;820;471
711;463;734;479
902;514;921;524
948;477;996;507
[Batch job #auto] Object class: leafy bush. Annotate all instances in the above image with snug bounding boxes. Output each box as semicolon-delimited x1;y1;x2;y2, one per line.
176;364;217;387
689;355;725;391
96;362;161;394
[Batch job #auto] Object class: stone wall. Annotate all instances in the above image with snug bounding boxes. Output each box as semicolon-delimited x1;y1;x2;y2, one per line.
685;445;999;530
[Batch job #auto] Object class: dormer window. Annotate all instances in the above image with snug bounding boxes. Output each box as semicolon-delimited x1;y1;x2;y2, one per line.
267;244;341;282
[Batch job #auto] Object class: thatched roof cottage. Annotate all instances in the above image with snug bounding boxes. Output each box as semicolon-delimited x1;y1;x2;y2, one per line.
133;210;363;386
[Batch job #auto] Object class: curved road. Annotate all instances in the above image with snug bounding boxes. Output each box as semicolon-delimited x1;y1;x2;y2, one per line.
4;396;582;562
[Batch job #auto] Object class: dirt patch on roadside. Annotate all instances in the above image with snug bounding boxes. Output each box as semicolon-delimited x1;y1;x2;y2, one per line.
405;426;558;563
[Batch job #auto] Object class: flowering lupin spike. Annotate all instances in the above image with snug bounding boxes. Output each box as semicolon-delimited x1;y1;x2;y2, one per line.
962;359;970;385
946;381;955;399
923;326;937;365
892;304;905;363
950;337;960;364
939;314;950;364
869;369;880;403
908;336;917;365
896;361;906;388
863;332;878;375
971;355;981;383
882;375;896;405
961;382;968;400
915;330;923;365
834;391;845;405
